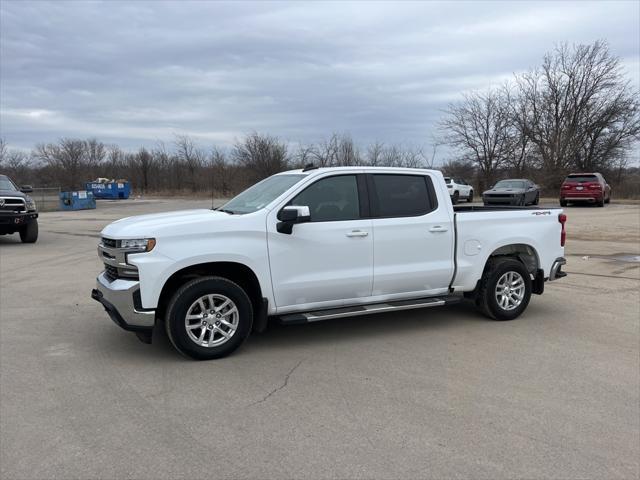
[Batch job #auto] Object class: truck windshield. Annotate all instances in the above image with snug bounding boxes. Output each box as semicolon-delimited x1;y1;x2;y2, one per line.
219;174;306;214
495;180;525;189
0;176;18;191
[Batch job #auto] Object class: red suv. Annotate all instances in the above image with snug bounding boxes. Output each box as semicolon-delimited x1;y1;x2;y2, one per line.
560;173;611;207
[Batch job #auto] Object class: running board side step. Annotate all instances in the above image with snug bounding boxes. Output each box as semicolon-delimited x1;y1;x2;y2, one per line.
279;296;462;324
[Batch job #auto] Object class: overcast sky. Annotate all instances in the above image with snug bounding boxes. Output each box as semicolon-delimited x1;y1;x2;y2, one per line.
1;0;638;159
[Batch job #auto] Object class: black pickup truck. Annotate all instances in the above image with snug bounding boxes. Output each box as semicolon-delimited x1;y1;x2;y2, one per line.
0;174;39;243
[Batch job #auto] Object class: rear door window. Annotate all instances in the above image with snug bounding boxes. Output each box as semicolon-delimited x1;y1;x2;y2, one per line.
371;174;435;217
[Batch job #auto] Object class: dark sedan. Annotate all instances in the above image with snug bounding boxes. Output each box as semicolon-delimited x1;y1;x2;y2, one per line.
483;179;540;206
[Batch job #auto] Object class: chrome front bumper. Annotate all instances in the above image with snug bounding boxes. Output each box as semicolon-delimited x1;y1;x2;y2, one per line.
91;272;155;331
549;257;567;281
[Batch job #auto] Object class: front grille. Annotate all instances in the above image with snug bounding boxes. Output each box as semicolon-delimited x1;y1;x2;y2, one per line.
102;237;117;248
104;263;119;281
0;197;26;213
486;194;514;198
103;263;138;281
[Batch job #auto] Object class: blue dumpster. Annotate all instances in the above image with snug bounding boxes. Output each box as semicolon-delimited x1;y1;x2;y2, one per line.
59;191;96;210
85;181;131;199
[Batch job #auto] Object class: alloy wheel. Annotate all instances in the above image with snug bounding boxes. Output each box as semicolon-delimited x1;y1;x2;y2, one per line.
494;271;525;311
184;294;239;347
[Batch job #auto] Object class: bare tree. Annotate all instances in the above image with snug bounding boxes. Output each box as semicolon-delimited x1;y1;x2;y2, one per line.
103;145;126;179
310;133;361;166
84;138;106;169
232;132;288;181
514;41;640;187
175;135;205;192
210;147;231;196
335;133;360;166
135;147;154;192
34;138;86;190
440;89;513;189
365;141;385;166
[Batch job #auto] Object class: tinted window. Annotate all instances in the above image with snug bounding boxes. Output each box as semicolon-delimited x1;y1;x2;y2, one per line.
290;175;360;222
565;175;598;183
372;174;433;217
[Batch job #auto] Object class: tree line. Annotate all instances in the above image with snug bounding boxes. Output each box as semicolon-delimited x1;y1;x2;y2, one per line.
0;133;436;196
1;41;638;198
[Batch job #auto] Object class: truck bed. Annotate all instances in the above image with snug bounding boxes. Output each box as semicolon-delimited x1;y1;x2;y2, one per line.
451;204;564;291
453;205;551;212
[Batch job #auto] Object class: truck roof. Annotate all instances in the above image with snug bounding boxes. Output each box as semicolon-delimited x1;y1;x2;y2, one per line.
279;166;441;176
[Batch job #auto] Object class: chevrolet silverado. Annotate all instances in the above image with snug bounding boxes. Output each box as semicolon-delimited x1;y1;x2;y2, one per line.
92;167;567;360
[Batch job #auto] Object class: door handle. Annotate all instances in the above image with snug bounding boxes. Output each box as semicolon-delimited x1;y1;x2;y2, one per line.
346;230;369;237
429;226;448;233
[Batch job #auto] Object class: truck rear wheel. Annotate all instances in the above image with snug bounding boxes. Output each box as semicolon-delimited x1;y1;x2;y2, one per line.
165;276;253;360
451;191;459;205
19;220;38;243
475;258;532;321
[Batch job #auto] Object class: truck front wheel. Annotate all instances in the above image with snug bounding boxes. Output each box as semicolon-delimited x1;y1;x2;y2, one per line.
165;276;253;360
19;220;38;243
475;258;532;321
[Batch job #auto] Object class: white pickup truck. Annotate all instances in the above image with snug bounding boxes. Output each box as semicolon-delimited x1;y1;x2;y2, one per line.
92;167;567;360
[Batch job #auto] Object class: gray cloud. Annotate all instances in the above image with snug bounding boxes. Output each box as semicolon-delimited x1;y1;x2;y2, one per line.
1;0;638;158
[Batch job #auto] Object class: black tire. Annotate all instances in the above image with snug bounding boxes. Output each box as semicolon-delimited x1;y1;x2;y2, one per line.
560;199;567;207
518;194;526;206
596;197;604;207
605;192;611;204
475;258;532;321
533;193;539;205
451;191;459;205
19;220;38;243
467;191;474;203
165;276;253;360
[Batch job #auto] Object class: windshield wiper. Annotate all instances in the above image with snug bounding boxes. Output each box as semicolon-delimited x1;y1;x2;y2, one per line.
215;208;236;215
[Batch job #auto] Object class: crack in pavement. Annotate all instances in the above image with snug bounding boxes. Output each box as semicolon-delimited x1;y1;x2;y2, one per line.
248;359;304;407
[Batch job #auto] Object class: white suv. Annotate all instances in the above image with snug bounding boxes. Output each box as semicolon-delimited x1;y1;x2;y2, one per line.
444;177;474;204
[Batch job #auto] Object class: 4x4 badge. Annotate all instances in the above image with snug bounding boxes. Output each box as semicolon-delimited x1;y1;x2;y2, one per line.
0;199;5;207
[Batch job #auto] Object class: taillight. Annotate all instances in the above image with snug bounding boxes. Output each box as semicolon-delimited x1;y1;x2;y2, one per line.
562;184;571;189
558;213;567;247
588;183;601;190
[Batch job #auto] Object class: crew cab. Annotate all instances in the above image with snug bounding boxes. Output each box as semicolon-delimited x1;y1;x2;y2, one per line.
0;174;38;243
91;167;567;360
444;177;474;204
560;173;611;207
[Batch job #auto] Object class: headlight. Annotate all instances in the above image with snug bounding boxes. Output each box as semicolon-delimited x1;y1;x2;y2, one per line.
120;238;156;252
25;198;36;211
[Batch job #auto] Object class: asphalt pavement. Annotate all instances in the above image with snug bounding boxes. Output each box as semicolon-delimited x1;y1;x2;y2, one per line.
1;198;638;479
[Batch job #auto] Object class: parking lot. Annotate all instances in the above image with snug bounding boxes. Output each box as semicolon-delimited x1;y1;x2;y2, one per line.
1;198;638;479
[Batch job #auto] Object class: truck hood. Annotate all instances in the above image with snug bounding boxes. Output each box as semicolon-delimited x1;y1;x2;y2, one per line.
101;209;235;238
483;187;526;195
0;189;29;199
